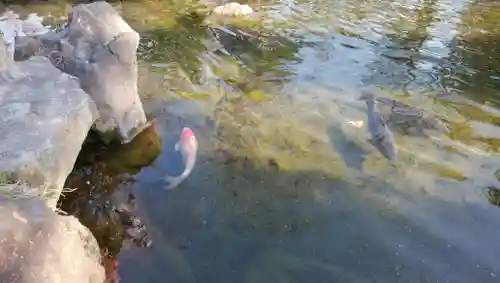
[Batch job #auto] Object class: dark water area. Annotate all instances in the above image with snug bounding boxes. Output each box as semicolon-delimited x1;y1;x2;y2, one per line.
4;0;500;282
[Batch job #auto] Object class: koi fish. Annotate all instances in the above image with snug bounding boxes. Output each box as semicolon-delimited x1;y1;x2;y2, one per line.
165;127;198;189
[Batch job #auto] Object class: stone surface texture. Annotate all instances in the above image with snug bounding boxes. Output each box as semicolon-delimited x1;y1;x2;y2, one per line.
0;197;105;283
212;2;254;16
0;2;149;208
0;36;96;209
37;1;149;143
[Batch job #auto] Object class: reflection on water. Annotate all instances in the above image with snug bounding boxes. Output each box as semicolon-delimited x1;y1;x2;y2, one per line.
5;0;500;282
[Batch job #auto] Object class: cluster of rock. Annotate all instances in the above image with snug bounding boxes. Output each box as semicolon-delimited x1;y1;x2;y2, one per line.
0;1;151;282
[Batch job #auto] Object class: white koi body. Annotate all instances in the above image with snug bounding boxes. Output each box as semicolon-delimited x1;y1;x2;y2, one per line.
165;127;198;189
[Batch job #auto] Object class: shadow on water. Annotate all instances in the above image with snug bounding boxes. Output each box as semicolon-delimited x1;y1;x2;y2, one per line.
57;126;164;282
84;130;500;283
57;96;500;283
327;125;369;172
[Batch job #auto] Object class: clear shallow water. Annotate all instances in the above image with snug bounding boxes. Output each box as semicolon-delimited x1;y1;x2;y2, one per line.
6;0;500;282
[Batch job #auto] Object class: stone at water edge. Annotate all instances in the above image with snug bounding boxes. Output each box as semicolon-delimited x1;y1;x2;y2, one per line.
212;2;254;16
0;25;96;209
0;2;152;208
49;1;150;144
0;197;105;283
11;2;150;145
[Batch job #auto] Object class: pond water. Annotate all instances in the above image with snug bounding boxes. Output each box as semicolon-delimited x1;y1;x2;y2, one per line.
6;0;500;282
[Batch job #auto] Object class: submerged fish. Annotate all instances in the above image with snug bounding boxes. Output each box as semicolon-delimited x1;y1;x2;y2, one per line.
165;127;198;189
359;91;398;164
375;97;449;136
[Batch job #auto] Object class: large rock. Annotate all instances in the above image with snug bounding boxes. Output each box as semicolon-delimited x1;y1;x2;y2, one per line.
14;2;150;144
0;2;150;208
0;35;96;209
0;196;105;283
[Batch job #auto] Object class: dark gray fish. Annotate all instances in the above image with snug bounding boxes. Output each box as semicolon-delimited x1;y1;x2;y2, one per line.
359;91;398;163
487;186;500;207
376;96;410;107
375;96;449;136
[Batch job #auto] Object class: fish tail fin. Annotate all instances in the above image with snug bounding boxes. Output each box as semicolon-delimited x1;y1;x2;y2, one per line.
164;171;189;190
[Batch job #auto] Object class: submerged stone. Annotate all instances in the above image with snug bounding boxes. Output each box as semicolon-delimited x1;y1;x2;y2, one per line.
212;2;254;17
61;160;153;259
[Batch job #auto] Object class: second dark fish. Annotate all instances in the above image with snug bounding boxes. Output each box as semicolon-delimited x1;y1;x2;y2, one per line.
359;90;398;164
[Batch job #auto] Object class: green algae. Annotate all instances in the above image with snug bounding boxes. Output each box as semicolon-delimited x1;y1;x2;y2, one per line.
102;125;162;174
211;96;362;186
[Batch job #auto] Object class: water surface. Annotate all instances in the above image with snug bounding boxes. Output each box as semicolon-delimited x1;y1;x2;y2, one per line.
6;0;500;282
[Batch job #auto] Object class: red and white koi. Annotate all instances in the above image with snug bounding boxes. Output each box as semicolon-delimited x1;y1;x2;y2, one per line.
165;127;198;189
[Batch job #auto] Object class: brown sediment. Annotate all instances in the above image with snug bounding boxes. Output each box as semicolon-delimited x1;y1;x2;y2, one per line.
101;248;121;283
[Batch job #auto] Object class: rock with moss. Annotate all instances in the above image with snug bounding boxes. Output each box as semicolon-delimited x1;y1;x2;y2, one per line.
0;196;105;283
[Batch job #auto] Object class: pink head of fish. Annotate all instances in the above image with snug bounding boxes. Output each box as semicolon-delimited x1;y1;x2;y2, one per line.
179;127;198;152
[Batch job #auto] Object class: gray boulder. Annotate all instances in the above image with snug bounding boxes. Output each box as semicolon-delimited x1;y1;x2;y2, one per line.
0;2;150;208
14;1;150;144
0;38;96;209
0;196;105;283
